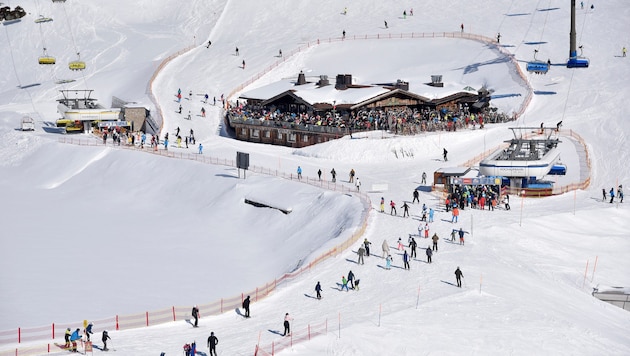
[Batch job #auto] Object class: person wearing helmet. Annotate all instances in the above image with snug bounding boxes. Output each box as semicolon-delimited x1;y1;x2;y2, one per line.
70;328;81;352
64;328;71;348
102;330;111;351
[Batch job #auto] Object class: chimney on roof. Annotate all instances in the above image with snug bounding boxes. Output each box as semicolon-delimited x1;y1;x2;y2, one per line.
317;75;329;86
296;71;306;85
335;74;347;90
395;79;409;91
428;75;443;87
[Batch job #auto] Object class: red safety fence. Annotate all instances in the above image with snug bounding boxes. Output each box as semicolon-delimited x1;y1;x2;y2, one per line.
254;319;328;356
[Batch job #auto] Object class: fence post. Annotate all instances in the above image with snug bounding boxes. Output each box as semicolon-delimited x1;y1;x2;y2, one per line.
146;311;149;326
221;299;223;313
172;306;176;321
18;327;20;344
308;324;311;340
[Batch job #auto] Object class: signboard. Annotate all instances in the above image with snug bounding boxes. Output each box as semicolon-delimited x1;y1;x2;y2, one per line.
451;176;502;186
236;152;249;170
98;121;130;128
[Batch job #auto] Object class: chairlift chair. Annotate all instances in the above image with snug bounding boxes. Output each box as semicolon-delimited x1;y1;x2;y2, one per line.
69;52;86;71
526;49;550;74
38;48;56;65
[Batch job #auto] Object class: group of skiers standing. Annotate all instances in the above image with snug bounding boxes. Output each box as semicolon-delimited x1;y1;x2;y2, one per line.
604;185;624;203
63;323;110;352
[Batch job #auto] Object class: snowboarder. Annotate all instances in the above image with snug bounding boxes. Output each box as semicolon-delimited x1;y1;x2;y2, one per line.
192;305;200;327
402;202;410;217
381;239;390;258
403;250;410;269
330;168;337;182
317;169;322;180
198;143;203;154
243;295;251;317
315;282;322;299
355;177;361;191
349;168;355;183
207;332;218;356
341;275;349;291
390;200;397;215
409;237;417;258
421;171;427;185
413;189;419;203
85;322;93;342
347;270;355;289
283;313;292;336
385;254;392;269
443;148;448;161
357;245;365;264
380;197;385;212
297;166;302;180
432;233;439;251
363;238;371;256
426;246;433;263
455;267;464;287
102;330;111;351
458;228;465;245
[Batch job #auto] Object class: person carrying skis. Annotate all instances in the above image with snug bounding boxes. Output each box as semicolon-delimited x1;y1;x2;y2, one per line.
242;296;251;318
282;313;293;336
207;331;218;356
426;246;433;263
315;282;322;299
455;267;464;287
357;244;365;264
102;330;111;351
192;305;200;327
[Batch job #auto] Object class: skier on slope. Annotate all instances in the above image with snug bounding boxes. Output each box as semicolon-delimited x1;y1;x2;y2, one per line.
381;239;390;258
242;295;251;317
315;281;322;299
192;305;200;327
207;331;218;356
347;270;355;289
455;267;464;287
363;238;371;256
426;246;433;263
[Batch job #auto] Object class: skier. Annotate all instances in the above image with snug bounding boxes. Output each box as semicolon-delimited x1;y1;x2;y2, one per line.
458;228;465;245
317;169;322;180
397;237;404;250
279;49;283;57
432;233;439;251
451;229;457;242
421;171;427;185
380;197;385;212
189;90;193;100
297;166;302;180
443;148;448;161
178;104;182;114
315;281;322;299
381;239;390;258
429;208;435;222
242;60;245;69
85;322;93;342
64;328;71;348
102;330;111;351
385;254;393;270
206;40;212;48
497;32;501;43
347;270;355;289
384;20;388;28
390;200;397;215
618;185;624;203
349;169;355;183
192;305;200;327
403;10;407;19
403;250;410;270
207;332;218;356
460;23;464;32
340;276;349;291
235;47;239;56
451;206;459;223
357;245;365;264
609;187;615;203
426;246;433;263
187;111;192;120
623;47;627;57
413;189;419;203
402;202;410;217
355;177;361;191
363;238;371;256
70;328;81;352
409;237;417;258
198;143;203;154
243;295;251;317
455;267;464;287
201;107;206;117
283;313;292;336
602;188;607;202
330;168;337;182
424;223;430;239
342;30;346;39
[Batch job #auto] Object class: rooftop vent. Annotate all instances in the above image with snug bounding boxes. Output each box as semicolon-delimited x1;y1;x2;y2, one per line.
296;71;306;85
428;75;443;87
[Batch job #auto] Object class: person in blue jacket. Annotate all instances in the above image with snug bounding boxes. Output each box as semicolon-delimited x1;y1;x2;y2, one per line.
609;187;615;203
70;328;81;352
85;322;93;341
297;166;302;180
